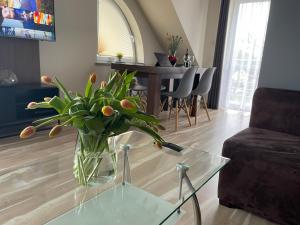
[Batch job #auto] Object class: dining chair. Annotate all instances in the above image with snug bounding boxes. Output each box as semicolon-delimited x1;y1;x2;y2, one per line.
129;78;147;111
161;67;198;131
130;77;166;111
190;67;216;124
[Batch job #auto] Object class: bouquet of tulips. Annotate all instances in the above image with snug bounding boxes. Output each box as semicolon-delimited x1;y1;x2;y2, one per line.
20;71;165;185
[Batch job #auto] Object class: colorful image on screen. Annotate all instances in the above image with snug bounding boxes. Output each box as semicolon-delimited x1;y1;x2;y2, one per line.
0;0;55;41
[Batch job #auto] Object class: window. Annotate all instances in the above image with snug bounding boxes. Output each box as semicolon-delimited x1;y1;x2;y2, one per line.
98;0;136;63
220;0;271;112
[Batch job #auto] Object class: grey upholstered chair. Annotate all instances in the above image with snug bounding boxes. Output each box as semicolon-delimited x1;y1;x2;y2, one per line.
130;77;166;111
161;67;198;131
191;67;216;124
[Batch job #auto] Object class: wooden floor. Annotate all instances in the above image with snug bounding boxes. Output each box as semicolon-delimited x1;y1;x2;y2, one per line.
0;109;277;225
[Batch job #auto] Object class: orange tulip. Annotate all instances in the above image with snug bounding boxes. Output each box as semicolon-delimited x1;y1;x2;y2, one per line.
102;106;114;117
49;125;63;138
100;81;107;89
120;99;135;110
89;73;97;84
41;75;53;85
20;126;36;139
27;102;38;109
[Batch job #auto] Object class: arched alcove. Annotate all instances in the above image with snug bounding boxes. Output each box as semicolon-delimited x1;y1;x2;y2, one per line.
97;0;144;63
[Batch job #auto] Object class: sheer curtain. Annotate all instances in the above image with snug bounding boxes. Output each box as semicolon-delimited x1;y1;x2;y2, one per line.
220;0;271;112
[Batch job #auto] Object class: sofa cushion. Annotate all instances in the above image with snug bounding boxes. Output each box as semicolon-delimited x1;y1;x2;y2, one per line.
219;127;300;225
223;127;300;157
250;88;300;136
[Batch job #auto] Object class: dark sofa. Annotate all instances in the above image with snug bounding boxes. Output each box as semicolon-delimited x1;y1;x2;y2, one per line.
218;88;300;225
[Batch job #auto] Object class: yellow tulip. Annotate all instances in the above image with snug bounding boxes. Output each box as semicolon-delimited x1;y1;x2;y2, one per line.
44;97;52;102
100;81;107;89
20;126;36;139
102;106;114;117
120;99;135;110
89;73;97;84
41;75;53;85
49;125;63;138
27;102;38;109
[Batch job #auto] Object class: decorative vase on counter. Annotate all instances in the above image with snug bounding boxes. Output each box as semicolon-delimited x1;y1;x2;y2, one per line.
167;34;183;67
73;131;117;186
168;54;177;66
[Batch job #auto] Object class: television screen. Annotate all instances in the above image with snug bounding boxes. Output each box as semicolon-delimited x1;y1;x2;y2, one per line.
0;0;55;41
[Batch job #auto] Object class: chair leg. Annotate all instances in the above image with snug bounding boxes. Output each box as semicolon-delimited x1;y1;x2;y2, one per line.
202;96;211;121
168;97;173;120
183;99;192;127
175;100;179;131
193;96;198;125
161;98;167;112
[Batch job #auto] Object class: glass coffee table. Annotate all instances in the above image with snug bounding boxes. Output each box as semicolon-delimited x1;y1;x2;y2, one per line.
1;131;229;225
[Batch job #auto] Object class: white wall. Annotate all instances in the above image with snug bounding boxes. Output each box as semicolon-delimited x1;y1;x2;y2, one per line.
136;0;192;64
39;0;98;93
259;0;300;91
202;0;221;67
39;0;162;93
171;0;209;65
136;0;220;66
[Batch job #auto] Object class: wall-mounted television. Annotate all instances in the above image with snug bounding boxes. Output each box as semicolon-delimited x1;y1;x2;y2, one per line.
0;0;55;41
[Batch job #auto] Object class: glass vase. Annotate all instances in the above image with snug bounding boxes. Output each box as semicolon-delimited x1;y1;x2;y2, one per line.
73;131;117;186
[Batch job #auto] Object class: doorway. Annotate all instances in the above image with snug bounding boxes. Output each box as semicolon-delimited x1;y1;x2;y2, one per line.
220;0;271;112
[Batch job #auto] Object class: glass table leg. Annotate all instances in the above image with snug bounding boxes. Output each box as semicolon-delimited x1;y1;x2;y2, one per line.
121;144;132;185
176;163;202;225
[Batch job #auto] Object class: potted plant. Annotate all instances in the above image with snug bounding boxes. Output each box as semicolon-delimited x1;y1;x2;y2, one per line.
20;72;165;186
167;34;183;66
116;52;123;62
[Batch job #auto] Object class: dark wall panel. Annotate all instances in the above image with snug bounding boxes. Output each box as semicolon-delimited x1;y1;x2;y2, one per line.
0;37;40;84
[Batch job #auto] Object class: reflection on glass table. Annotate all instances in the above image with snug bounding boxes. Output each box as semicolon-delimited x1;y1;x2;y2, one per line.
2;131;230;225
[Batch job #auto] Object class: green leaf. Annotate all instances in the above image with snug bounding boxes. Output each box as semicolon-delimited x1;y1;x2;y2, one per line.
128;121;164;144
105;73;118;91
93;89;107;99
72;118;85;129
35;115;69;129
69;103;87;116
62;100;75;114
85;79;93;98
132;111;160;124
116;71;136;99
109;117;130;136
90;103;101;115
124;71;136;89
85;117;104;132
76;92;83;98
54;77;72;102
69;109;89;117
33;114;69;124
113;71;127;95
49;96;66;113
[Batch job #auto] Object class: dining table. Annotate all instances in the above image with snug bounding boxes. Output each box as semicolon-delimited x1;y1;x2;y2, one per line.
111;63;206;117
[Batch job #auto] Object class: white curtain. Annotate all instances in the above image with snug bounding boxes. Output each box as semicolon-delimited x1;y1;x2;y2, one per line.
220;0;271;112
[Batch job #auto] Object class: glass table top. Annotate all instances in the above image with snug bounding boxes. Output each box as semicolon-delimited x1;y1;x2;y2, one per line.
0;131;229;225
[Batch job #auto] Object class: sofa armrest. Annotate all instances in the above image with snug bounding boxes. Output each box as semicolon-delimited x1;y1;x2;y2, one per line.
250;87;300;136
